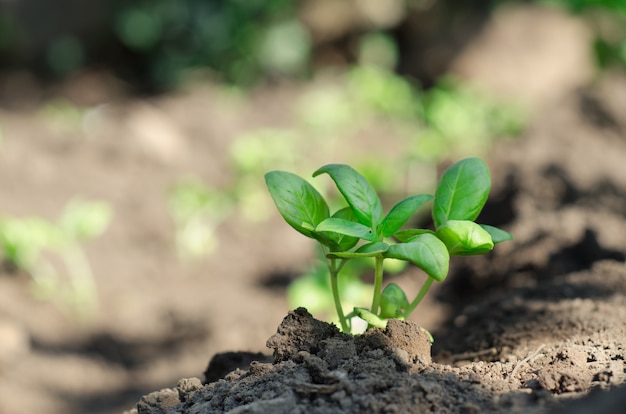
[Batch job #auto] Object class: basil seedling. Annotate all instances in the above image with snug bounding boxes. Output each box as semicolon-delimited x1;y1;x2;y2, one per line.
265;158;512;334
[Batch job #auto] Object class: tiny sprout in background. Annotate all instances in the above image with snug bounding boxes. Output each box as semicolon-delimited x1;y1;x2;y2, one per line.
168;179;233;260
0;198;113;320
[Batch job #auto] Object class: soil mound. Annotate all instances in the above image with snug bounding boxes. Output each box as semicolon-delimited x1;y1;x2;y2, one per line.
130;292;625;413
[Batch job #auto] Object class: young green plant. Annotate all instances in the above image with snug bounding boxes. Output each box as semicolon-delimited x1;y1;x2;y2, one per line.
265;158;512;334
0;198;112;319
168;178;233;260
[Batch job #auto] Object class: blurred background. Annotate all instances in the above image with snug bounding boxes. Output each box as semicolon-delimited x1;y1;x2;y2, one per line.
0;0;624;413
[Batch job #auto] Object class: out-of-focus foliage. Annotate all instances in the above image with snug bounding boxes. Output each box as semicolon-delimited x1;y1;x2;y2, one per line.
168;178;233;259
0;0;305;88
0;0;623;88
417;77;525;160
113;0;306;87
0;199;112;319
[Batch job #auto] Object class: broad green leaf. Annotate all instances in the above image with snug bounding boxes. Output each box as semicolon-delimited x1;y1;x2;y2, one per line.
322;207;360;251
313;164;383;229
480;224;513;244
380;283;409;319
265;171;329;239
380;194;434;237
316;218;376;241
327;241;389;259
433;158;491;227
436;220;494;256
393;228;436;242
384;233;449;282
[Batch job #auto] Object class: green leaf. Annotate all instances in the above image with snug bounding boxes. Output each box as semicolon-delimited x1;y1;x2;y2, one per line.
436;220;494;256
480;224;513;244
265;171;330;239
380;283;409;319
384;233;449;282
316;218;376;241
380;194;434;237
322;207;360;251
327;241;389;259
313;164;383;229
393;228;436;242
433;158;491;228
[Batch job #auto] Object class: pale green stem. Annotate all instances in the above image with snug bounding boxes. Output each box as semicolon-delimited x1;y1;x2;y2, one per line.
63;244;98;318
370;255;384;315
322;245;350;333
329;266;350;333
404;277;434;319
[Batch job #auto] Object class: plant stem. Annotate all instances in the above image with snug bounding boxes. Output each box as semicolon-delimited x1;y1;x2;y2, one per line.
404;277;434;319
370;255;384;315
329;266;350;333
322;245;350;333
64;243;98;319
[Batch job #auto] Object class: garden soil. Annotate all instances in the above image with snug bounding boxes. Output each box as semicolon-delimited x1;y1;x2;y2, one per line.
0;15;625;414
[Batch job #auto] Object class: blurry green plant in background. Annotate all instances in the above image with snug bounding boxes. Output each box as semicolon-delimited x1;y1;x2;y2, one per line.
229;129;301;222
168;178;233;260
0;199;112;320
416;77;525;160
113;0;307;88
110;0;626;86
0;0;623;88
167;129;301;263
